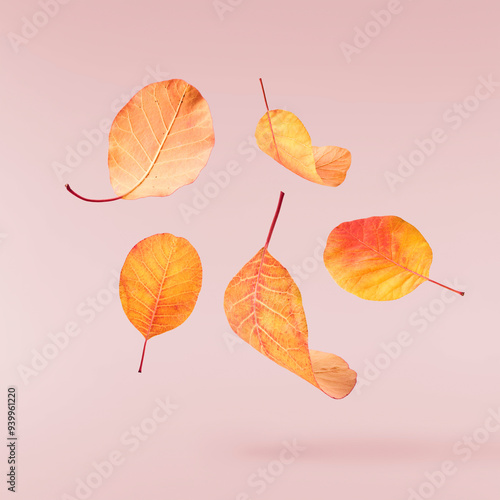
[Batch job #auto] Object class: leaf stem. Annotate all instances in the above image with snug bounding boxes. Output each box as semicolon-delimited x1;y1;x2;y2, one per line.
347;229;465;297
65;184;124;203
425;278;465;296
138;337;149;373
259;78;282;163
265;191;285;250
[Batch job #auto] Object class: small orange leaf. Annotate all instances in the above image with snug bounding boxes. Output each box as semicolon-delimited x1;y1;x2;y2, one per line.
119;233;202;372
323;216;465;301
66;79;215;202
255;79;351;187
223;192;356;399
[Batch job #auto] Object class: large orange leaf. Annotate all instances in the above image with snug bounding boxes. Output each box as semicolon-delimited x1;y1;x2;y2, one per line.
223;192;356;399
66;79;215;202
254;79;351;187
323;216;465;301
119;233;202;372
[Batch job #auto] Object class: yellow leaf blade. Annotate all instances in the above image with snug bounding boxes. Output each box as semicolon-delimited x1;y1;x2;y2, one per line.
255;110;322;184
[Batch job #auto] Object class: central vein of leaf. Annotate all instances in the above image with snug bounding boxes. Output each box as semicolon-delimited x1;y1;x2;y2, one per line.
145;243;174;340
347;230;429;281
121;83;189;199
249;248;266;346
250;192;285;346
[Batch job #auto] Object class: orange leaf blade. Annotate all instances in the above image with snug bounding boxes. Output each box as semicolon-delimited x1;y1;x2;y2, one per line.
324;216;433;301
109;79;215;200
224;248;356;399
119;233;202;340
310;350;358;399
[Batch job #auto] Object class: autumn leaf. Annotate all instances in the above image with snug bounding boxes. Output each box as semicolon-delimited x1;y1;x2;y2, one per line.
223;192;356;399
119;233;202;372
323;216;465;301
255;79;351;187
66;79;215;202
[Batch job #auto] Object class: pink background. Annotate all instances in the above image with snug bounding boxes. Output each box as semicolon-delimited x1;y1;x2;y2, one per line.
2;0;499;498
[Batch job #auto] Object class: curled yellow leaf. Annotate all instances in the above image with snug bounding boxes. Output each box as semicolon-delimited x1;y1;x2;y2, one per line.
119;233;202;372
255;80;351;186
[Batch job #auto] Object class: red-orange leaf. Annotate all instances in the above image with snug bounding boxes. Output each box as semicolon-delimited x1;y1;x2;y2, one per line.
323;216;465;301
223;192;356;399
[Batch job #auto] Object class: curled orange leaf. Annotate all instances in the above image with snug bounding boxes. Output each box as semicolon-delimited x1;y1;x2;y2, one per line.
254;79;351;186
323;216;465;301
223;192;356;399
66;79;215;202
119;233;202;372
